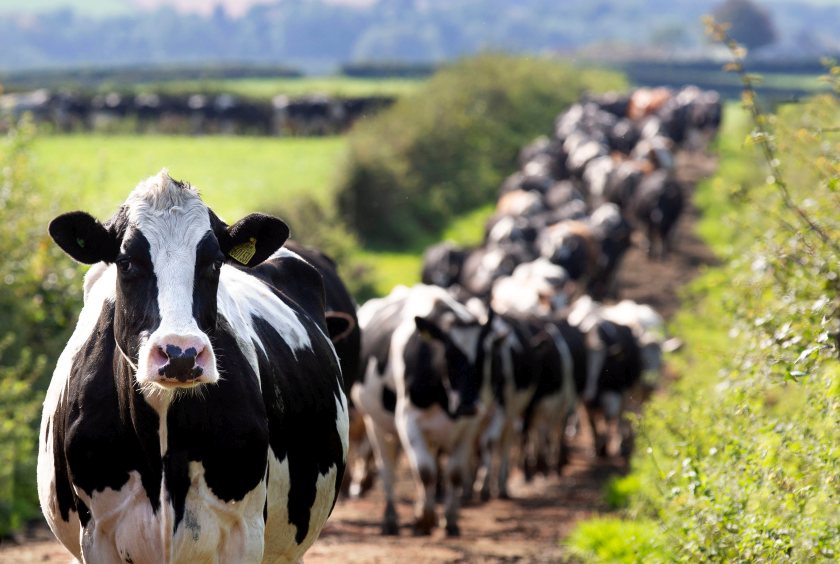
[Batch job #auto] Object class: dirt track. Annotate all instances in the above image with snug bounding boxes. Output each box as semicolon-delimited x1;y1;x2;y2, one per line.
0;151;718;563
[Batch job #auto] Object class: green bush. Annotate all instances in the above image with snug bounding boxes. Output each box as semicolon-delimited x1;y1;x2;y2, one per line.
271;194;377;302
336;53;626;247
566;517;671;563
0;118;82;534
568;95;840;561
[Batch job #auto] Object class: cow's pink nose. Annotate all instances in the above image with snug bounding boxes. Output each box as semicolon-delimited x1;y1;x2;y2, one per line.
149;335;208;383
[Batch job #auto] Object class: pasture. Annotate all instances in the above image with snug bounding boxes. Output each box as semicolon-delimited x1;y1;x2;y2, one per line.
141;76;422;99
31;134;346;218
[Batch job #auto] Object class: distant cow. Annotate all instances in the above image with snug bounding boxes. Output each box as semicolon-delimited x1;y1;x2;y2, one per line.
567;297;669;458
421;241;471;290
39;170;348;563
352;285;494;536
632;169;684;258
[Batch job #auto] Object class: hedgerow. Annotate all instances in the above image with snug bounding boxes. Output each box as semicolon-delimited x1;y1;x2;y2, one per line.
567;52;840;562
0;118;82;535
335;53;626;247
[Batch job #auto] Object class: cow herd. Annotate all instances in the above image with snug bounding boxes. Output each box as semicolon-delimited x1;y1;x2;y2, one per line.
346;85;722;537
0;88;394;135
38;85;720;562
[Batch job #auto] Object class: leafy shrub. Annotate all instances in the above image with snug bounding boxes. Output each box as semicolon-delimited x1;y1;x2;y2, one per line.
0;118;82;535
270;194;377;301
565;517;671;563
336;53;626;247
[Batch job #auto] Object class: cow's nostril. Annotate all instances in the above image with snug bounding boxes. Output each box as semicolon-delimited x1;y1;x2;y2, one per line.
153;346;168;365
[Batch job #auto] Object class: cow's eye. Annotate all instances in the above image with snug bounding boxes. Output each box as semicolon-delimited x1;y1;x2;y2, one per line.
116;258;134;274
212;258;224;272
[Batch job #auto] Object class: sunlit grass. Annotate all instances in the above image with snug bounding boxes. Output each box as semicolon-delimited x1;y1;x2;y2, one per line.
141;76;423;99
31;134;347;220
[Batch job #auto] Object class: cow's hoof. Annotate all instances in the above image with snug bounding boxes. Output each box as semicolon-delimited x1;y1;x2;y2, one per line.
480;487;491;503
413;510;436;535
558;449;569;469
381;521;399;536
382;503;399;536
498;489;511;500
445;522;461;537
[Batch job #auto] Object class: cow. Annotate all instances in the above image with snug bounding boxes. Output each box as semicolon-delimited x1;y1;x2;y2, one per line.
538;220;600;289
352;285;494;536
38;170;348;563
519;317;584;479
420;241;471;290
631;169;684;258
567;296;671;458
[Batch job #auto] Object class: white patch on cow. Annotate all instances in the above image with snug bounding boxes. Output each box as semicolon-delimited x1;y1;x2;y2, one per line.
38;265;117;561
75;471;163;563
217;265;312;358
82;262;110;303
263;453;294;560
124;170;218;389
174;462;267;563
70;462;269;563
491;259;569;317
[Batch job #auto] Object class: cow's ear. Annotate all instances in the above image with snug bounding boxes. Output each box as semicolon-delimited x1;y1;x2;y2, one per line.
49;211;119;264
415;316;447;343
326;311;356;344
218;213;290;268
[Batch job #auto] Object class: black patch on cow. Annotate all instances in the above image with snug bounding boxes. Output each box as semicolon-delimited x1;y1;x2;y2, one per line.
192;231;224;334
595;321;641;393
402;333;449;412
56;301;163;528
249;251;327;335
251;311;345;545
286;241;361;393
381;386;397;413
113;232;161;359
165;315;269;531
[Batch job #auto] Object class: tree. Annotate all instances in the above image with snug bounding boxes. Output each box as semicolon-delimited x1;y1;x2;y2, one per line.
712;0;777;51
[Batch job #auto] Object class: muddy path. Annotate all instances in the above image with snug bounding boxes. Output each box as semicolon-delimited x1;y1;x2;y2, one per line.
0;151;718;563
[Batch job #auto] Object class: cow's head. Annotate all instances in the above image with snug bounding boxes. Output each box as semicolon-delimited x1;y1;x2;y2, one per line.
49;169;289;391
414;308;495;418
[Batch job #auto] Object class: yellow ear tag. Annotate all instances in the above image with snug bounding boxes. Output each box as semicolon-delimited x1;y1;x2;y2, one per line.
229;237;257;265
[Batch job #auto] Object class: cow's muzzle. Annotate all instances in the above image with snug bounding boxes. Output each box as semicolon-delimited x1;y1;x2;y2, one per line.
158;344;204;382
141;333;217;388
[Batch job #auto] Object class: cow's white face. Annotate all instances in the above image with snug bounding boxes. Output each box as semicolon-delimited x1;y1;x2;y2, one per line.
48;169;290;395
122;174;220;390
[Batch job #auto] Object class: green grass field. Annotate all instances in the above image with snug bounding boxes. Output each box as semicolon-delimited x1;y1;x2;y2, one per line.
142;77;422;99
31;134;347;220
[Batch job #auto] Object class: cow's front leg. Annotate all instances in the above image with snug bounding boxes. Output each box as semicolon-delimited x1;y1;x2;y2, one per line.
495;415;516;500
364;415;401;535
443;432;476;537
601;391;624;458
397;414;437;535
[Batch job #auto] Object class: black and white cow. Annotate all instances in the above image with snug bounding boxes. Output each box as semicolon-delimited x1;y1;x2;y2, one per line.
38;170;348;563
567;297;668;458
352;285;494;536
